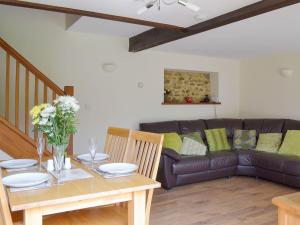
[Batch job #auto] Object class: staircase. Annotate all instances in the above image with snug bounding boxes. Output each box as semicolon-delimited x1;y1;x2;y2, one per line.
0;37;74;158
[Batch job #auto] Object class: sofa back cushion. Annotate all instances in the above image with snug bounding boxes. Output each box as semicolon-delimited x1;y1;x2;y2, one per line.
179;119;207;138
261;119;285;133
283;119;300;134
243;119;264;136
243;119;285;136
140;121;180;133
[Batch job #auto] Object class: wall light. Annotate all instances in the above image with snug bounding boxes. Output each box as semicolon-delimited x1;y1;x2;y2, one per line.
279;68;294;78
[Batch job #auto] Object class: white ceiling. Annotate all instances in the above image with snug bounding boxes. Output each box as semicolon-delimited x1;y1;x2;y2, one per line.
156;3;300;59
22;1;300;58
68;17;151;37
28;0;260;26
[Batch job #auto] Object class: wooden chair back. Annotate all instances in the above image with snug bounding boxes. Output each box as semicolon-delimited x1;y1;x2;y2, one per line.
0;172;13;225
125;130;164;225
104;127;130;163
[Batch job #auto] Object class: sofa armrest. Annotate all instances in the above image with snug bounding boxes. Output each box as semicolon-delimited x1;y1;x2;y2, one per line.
162;148;182;161
156;148;179;190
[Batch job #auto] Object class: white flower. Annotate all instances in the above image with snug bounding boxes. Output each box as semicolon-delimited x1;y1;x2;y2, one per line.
72;103;80;112
54;96;79;112
38;118;48;125
40;105;56;118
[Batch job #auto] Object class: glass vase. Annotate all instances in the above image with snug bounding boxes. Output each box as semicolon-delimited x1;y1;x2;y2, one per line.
53;144;67;184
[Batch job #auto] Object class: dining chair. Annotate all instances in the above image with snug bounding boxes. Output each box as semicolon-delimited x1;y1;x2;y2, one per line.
90;130;164;225
124;130;164;225
104;127;130;163
0;172;14;225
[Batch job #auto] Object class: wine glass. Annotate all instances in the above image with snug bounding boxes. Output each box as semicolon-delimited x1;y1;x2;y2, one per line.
88;138;97;169
37;137;45;170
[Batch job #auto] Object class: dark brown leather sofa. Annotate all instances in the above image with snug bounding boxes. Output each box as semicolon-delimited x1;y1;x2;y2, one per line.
140;119;300;189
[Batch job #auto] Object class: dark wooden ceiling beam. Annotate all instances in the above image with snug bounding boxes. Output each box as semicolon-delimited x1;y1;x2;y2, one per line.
129;0;300;52
0;0;186;32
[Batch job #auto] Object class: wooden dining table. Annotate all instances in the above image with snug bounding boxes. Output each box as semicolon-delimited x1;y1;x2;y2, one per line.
4;160;160;225
273;192;300;225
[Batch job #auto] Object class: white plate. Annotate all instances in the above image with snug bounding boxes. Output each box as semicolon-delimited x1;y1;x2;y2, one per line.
0;159;37;169
77;153;108;162
2;172;50;188
99;163;138;174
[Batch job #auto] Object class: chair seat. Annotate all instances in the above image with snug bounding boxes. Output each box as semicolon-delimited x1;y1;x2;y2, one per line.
13;206;128;225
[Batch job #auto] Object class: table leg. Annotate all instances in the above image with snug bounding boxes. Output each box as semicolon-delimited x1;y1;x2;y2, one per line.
24;208;42;225
128;190;146;225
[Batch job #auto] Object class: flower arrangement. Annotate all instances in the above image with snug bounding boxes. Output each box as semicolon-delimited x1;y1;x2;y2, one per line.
30;96;79;147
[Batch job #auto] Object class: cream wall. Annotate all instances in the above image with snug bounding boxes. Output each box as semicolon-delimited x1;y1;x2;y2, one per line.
240;53;300;119
0;6;240;153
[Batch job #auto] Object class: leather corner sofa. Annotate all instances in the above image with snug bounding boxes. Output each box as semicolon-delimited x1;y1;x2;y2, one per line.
140;119;300;190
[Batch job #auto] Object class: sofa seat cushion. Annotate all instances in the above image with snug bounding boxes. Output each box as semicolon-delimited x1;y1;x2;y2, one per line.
173;156;210;175
236;150;255;166
209;151;237;170
283;155;300;176
254;152;285;172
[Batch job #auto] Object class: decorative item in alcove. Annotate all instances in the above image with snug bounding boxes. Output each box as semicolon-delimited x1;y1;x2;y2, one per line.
164;89;172;103
185;96;193;104
201;94;210;103
164;69;213;104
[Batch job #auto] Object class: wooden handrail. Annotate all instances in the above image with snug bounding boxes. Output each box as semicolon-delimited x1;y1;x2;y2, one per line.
0;37;64;95
0;36;74;155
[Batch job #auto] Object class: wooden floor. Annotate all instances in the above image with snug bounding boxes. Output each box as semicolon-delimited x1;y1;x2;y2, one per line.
150;177;297;225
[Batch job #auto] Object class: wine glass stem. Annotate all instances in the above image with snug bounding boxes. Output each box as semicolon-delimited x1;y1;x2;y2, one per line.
91;159;94;169
57;170;60;184
39;155;42;170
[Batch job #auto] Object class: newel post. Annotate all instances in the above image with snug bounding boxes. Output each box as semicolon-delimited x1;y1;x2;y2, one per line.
64;86;74;156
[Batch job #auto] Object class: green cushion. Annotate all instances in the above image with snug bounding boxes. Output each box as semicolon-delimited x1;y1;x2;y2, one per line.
180;132;204;144
255;133;282;153
180;132;207;155
279;130;300;156
233;129;257;149
204;128;231;151
162;133;182;153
